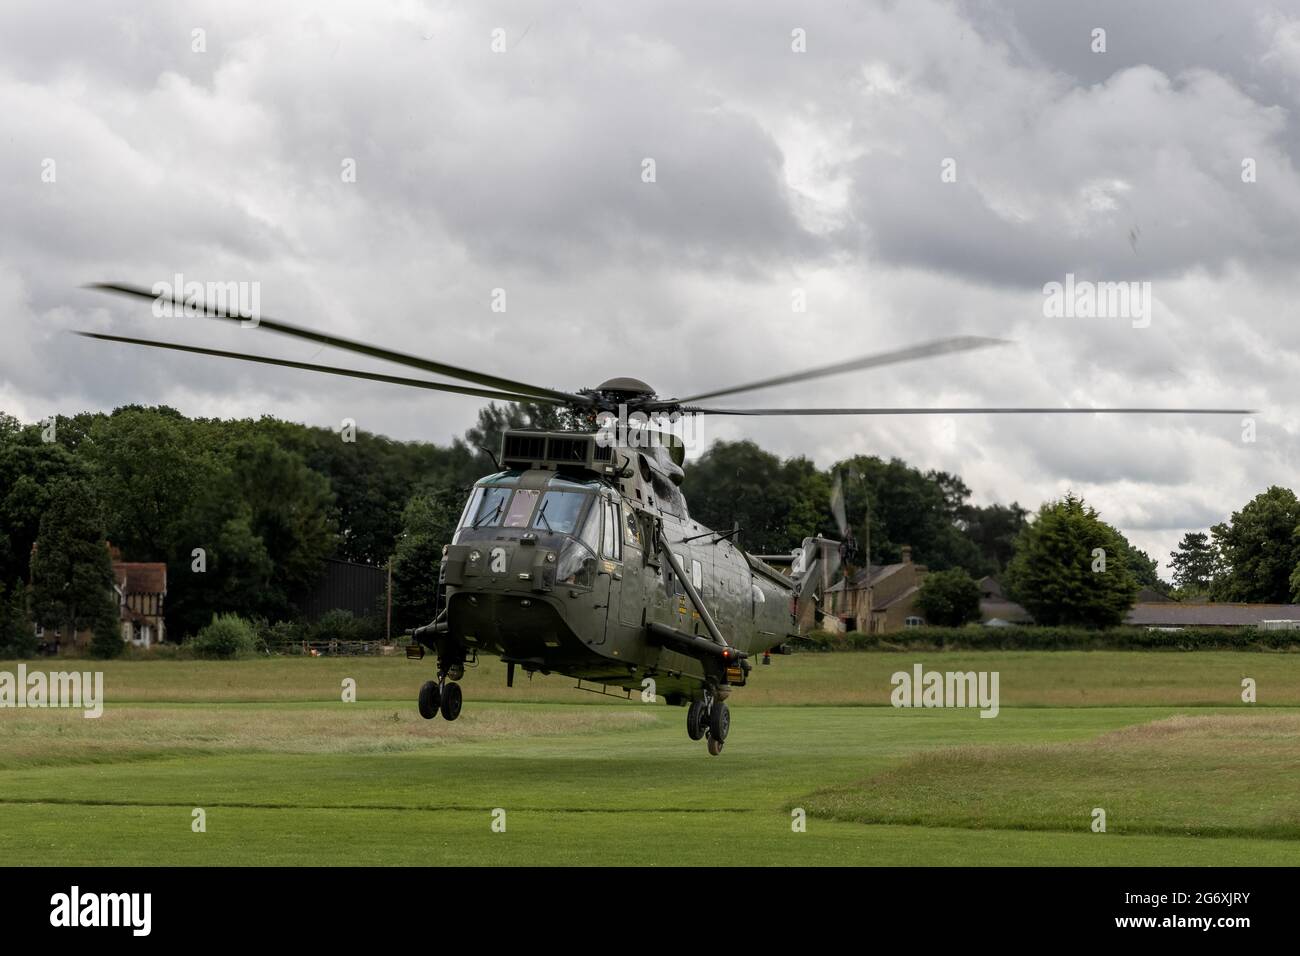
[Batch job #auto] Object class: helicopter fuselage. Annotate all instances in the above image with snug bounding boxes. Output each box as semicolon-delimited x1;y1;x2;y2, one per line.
416;430;799;703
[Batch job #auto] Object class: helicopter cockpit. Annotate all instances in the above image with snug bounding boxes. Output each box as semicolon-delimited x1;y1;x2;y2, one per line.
451;471;605;588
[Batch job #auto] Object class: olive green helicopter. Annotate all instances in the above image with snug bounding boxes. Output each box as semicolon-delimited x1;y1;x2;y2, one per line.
81;283;1248;754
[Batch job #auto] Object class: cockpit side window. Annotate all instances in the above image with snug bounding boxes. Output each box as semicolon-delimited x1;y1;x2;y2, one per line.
455;488;482;532
623;508;641;547
579;499;601;552
601;499;622;561
556;499;602;589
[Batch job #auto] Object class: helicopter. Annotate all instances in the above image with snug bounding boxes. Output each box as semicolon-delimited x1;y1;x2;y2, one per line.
80;282;1248;754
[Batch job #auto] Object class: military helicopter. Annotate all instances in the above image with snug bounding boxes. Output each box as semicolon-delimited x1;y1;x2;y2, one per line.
80;283;1248;754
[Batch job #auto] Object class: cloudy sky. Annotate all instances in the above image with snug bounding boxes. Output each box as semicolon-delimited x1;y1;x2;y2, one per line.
3;0;1299;570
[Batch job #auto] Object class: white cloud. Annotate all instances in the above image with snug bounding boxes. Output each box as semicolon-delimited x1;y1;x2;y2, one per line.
1;0;1298;571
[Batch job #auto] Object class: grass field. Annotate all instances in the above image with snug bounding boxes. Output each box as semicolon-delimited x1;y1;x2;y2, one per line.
2;651;1298;865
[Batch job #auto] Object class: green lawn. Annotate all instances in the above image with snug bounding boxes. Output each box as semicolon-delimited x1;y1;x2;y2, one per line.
1;653;1297;865
33;649;1299;707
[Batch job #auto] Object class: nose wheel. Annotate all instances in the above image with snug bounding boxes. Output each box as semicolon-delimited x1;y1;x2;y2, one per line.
418;680;440;719
417;669;464;722
439;680;463;720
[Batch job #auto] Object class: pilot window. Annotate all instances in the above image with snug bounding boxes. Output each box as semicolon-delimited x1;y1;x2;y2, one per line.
503;489;540;528
532;490;588;534
464;485;512;530
555;504;600;589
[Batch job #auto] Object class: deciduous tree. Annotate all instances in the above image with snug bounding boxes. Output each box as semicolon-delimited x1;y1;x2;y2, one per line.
1210;487;1300;604
1004;493;1139;628
915;568;982;627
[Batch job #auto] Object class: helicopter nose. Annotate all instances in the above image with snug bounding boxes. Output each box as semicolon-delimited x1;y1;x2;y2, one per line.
447;541;558;593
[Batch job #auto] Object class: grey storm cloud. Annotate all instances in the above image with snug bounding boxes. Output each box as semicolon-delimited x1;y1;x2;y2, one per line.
1;0;1298;569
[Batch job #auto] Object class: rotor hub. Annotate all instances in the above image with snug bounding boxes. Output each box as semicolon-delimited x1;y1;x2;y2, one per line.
595;376;655;398
584;377;662;414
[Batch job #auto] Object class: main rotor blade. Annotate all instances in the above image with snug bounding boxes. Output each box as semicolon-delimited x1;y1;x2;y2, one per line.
86;282;587;405
674;335;1008;404
688;406;1254;415
75;332;565;405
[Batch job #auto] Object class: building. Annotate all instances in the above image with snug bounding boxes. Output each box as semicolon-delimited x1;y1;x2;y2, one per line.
825;545;929;634
1124;602;1300;628
298;557;388;624
113;560;167;647
977;576;1033;626
34;544;167;653
970;579;1300;629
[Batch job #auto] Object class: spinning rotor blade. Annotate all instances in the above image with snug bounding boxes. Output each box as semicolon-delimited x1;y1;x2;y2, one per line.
86;282;587;405
821;539;843;591
674;335;1007;404
74;332;564;405
829;471;849;539
689;406;1253;416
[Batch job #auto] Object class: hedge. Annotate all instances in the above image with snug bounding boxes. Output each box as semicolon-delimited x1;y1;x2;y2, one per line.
792;625;1300;652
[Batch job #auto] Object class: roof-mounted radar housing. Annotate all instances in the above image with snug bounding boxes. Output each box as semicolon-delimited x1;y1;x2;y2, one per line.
501;429;618;476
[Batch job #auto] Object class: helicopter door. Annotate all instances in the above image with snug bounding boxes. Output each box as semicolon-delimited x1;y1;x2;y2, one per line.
593;496;623;644
616;502;644;629
694;546;722;640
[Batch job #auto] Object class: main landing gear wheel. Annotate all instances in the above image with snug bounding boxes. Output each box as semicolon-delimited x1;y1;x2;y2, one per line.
686;701;706;741
418;680;440;720
440;681;463;721
702;699;729;755
708;700;730;743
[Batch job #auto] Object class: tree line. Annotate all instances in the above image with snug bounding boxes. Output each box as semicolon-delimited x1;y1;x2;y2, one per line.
0;402;1293;655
